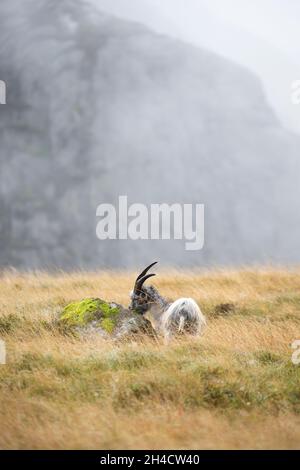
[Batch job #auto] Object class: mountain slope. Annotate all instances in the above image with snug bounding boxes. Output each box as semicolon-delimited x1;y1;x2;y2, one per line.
0;0;299;268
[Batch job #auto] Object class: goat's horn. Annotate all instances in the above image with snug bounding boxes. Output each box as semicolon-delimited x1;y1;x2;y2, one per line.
135;273;156;293
136;262;158;282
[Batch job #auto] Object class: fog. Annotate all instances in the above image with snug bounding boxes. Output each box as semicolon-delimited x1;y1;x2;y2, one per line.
0;0;299;269
93;0;300;134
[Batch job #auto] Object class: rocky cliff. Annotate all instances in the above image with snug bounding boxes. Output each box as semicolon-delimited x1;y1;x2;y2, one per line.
0;0;299;269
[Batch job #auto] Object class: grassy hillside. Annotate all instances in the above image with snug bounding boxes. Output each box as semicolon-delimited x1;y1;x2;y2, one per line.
0;269;300;449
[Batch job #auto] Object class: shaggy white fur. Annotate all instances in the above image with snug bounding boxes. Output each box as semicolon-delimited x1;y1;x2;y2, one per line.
160;298;206;339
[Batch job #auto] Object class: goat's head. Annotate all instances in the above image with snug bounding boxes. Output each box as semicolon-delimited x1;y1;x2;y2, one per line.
129;262;168;315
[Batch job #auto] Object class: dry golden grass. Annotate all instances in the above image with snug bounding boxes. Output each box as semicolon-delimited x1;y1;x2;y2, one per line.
0;267;300;449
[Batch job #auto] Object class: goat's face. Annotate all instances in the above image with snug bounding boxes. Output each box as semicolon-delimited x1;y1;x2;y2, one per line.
130;284;162;315
129;262;167;315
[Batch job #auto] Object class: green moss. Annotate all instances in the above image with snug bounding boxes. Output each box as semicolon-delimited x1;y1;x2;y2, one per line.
60;298;102;326
100;318;115;334
98;301;120;333
60;298;120;334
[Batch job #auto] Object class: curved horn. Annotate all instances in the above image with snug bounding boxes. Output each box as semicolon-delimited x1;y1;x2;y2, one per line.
136;262;158;282
135;273;156;293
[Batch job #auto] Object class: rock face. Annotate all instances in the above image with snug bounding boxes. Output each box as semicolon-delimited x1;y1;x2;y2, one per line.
0;0;300;269
60;298;157;339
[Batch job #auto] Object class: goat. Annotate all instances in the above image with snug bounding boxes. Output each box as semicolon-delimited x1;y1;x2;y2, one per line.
129;262;206;339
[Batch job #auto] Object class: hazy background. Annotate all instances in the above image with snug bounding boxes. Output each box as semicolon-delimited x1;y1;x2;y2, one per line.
0;0;299;269
94;0;300;134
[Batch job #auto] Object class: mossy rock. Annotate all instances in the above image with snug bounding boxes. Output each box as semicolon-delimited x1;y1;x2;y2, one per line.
60;298;121;334
59;298;157;339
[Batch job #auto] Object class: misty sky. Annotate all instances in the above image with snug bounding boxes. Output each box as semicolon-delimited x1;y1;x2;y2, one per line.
92;0;300;134
203;0;300;61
